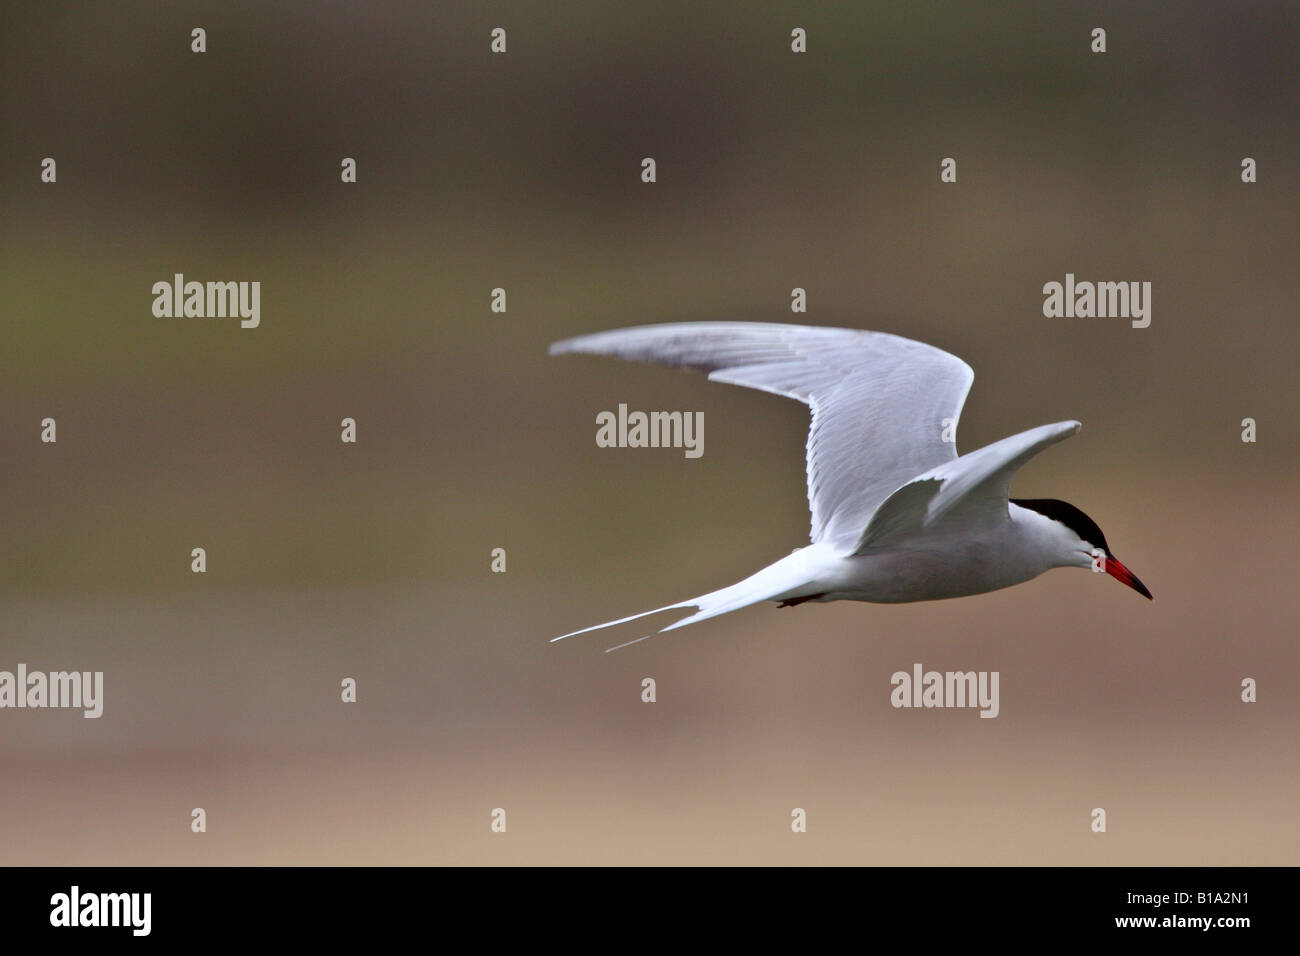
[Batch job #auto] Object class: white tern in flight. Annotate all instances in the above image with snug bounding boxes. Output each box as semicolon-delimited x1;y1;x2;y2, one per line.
550;323;1151;651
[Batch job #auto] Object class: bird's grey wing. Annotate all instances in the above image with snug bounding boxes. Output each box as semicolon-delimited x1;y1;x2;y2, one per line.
852;420;1081;553
549;322;974;549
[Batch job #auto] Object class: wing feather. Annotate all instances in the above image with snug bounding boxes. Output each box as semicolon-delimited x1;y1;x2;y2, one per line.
852;420;1082;553
550;322;974;549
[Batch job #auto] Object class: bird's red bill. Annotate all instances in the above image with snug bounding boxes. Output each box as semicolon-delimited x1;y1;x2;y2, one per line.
1105;555;1153;599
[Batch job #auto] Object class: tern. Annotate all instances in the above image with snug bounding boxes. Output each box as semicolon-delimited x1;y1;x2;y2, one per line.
550;323;1151;651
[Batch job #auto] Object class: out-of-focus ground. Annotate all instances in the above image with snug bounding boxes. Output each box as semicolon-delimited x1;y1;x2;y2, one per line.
0;1;1296;864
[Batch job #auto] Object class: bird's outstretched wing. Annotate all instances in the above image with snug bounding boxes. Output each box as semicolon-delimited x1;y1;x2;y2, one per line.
549;322;974;550
852;420;1081;553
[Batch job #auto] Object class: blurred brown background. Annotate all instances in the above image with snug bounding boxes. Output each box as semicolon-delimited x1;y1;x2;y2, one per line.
0;1;1296;864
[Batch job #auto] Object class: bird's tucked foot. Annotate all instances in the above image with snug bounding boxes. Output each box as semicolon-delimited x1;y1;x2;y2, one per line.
777;593;826;608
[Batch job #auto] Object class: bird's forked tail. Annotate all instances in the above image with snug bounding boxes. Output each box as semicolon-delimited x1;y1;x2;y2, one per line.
549;549;820;652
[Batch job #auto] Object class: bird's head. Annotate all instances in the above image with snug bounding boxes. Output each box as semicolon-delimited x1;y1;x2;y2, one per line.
1012;498;1152;600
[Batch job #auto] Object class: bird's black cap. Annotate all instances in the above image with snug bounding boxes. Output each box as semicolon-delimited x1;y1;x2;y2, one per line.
1011;498;1110;554
1013;497;1152;599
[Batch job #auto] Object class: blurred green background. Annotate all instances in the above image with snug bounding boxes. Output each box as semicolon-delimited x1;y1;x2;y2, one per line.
0;1;1296;864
